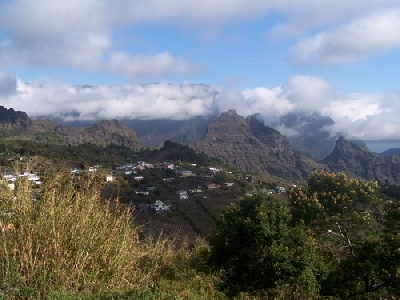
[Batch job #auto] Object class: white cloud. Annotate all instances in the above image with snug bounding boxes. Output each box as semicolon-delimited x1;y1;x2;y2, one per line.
109;52;202;80
0;0;399;81
0;73;17;97
0;0;202;78
3;79;217;121
1;74;400;139
290;7;400;64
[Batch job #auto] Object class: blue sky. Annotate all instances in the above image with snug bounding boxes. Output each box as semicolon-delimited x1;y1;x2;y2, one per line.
0;0;400;140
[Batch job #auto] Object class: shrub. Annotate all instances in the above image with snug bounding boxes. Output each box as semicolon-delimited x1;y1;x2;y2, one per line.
208;192;325;297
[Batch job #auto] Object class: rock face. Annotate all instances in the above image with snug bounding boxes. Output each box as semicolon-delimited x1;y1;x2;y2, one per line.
321;137;400;184
0;106;32;132
0;106;145;151
191;110;325;181
54;120;145;150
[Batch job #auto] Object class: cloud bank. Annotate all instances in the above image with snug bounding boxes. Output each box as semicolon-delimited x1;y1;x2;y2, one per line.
0;74;399;140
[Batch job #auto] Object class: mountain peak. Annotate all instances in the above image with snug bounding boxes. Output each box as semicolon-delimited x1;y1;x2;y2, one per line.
192;110;324;180
321;136;400;183
225;109;237;116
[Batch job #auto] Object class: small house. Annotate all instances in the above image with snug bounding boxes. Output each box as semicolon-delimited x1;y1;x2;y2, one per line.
276;186;286;194
105;174;116;182
161;162;175;170
179;170;193;177
176;190;189;200
207;183;220;190
150;200;170;213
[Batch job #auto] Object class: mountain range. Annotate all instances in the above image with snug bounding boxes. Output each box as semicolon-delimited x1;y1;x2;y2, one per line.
1;105;400;184
0;106;145;151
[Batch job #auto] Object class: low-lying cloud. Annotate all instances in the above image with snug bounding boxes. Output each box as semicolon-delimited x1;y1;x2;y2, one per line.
1;74;399;140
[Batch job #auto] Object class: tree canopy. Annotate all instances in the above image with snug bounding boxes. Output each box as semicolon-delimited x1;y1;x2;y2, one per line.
208;170;400;298
208;192;327;298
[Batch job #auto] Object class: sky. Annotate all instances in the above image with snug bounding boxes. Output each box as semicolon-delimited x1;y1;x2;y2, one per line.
0;0;400;141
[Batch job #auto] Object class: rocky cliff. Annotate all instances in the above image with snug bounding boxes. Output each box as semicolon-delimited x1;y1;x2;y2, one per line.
0;106;145;151
0;106;33;132
191;110;325;181
321;137;400;184
54;120;145;150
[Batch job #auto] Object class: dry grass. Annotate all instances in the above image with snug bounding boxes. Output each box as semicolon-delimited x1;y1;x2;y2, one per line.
0;163;224;299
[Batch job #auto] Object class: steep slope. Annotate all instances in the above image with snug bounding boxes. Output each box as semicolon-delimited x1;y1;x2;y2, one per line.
124;117;213;147
191;110;325;181
321;137;400;184
0;106;145;151
0;106;33;133
54;120;145;151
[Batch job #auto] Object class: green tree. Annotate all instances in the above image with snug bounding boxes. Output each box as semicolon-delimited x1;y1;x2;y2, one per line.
289;170;399;298
208;193;326;297
289;170;382;246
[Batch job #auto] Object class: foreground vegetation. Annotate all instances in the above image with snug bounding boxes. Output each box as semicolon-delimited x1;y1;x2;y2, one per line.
0;162;399;298
0;166;224;299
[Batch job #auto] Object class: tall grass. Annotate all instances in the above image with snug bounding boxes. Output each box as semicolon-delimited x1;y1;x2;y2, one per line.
0;163;224;299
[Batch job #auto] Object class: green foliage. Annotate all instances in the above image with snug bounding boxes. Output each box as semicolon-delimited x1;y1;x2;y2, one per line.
326;234;400;298
289;170;400;298
289;170;382;238
208;192;326;297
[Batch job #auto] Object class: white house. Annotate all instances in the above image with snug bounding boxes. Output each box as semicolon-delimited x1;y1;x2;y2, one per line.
176;190;189;200
105;174;116;182
150;200;170;213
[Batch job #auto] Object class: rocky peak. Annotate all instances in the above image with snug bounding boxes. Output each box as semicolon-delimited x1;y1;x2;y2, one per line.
322;136;400;183
55;119;145;151
0;106;32;130
0;105;145;151
191;110;324;181
323;136;374;163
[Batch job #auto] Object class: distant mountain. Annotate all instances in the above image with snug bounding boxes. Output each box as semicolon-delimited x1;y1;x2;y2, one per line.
380;148;400;156
122;117;215;148
0;106;32;134
321;136;400;184
0;106;145;151
3;105;400;184
191;110;325;182
54;120;145;150
270;111;337;160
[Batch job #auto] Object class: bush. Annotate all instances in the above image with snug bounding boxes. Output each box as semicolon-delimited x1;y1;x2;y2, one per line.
208;192;325;297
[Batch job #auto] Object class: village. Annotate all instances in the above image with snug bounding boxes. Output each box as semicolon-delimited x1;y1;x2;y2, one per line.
0;156;288;241
1;157;287;206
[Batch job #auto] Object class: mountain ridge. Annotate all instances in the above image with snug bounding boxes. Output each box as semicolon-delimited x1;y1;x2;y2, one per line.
2;105;400;184
0;106;145;151
321;136;400;184
191;109;325;181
